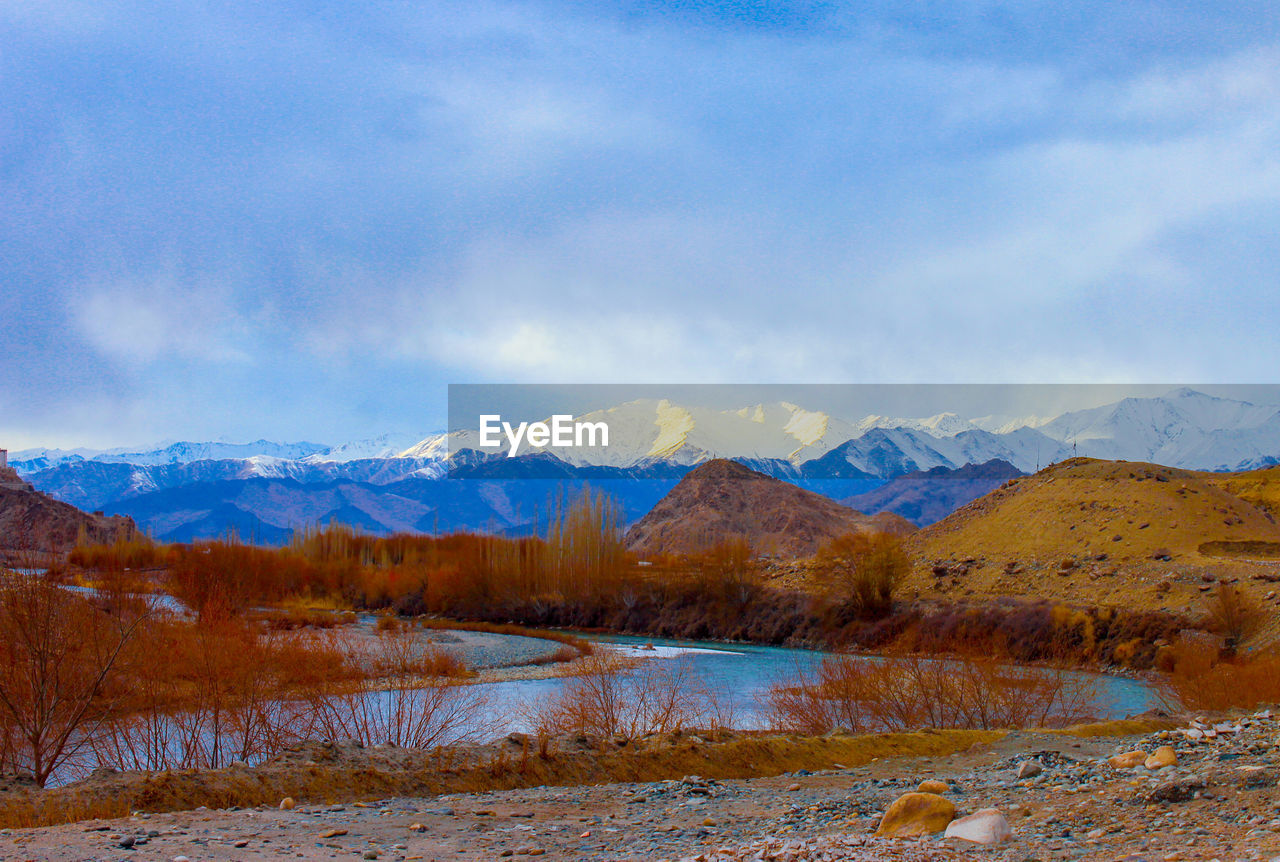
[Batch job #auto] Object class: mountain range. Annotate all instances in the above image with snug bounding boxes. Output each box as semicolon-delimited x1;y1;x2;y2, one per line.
10;387;1280;542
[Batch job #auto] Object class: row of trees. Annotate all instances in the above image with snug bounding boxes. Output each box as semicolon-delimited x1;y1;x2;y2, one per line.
0;571;488;787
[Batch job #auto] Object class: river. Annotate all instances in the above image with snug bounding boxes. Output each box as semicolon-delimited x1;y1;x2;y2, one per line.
467;632;1161;735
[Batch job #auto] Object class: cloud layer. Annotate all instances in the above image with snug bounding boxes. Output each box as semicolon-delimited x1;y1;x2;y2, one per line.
3;1;1279;447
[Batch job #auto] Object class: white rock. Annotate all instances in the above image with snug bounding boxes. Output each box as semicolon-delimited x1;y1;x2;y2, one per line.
944;808;1013;845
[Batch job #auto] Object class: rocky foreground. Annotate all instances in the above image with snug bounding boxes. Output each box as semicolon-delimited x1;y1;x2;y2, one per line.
3;712;1279;861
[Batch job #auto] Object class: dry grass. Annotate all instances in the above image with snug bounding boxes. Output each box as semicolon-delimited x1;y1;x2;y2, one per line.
0;728;1007;829
417;618;593;657
0;794;133;830
1207;466;1280;519
251;606;358;630
1048;718;1178;738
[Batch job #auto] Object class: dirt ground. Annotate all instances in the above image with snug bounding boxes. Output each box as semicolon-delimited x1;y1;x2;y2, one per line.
2;712;1277;861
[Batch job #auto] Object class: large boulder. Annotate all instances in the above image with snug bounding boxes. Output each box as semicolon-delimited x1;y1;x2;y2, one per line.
1107;750;1148;769
1145;746;1177;769
874;792;956;838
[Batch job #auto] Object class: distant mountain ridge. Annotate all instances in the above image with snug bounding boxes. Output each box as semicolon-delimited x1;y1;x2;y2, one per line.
843;459;1025;526
13;388;1280;542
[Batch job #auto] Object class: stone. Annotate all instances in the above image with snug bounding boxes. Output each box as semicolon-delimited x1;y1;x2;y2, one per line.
1108;750;1148;769
278;797;296;810
944;808;1013;844
874;792;957;837
320;828;349;838
1016;761;1043;779
1148;776;1206;803
917;779;950;794
1145;746;1177;769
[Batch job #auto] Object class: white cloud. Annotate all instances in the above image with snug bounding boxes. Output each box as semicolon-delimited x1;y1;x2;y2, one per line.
73;272;255;365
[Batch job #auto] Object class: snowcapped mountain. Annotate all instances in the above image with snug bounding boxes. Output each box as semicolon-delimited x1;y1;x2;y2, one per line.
11;435;442;472
434;400;1065;476
969;413;1055;434
303;433;434;463
15;388;1280;484
440;399;861;467
10;439;328;470
426;387;1280;477
1036;388;1280;469
15;387;1280;542
856;412;977;437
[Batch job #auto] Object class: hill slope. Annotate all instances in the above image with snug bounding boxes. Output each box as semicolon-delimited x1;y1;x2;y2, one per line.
904;458;1280;612
625;459;913;558
0;476;140;552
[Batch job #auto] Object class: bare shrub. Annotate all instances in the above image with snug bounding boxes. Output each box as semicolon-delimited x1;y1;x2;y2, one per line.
91;618;339;772
766;652;1097;734
531;652;732;738
1204;583;1265;651
1155;637;1280;711
814;533;908;619
309;628;489;749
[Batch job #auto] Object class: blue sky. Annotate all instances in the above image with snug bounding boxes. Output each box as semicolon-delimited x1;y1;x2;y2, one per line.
3;1;1279;448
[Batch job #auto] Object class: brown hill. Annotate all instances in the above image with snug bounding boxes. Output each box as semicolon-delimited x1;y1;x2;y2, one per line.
902;457;1280;614
0;472;139;554
625;459;914;558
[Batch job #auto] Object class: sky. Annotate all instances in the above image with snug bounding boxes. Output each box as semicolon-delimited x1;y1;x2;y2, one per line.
3;1;1280;449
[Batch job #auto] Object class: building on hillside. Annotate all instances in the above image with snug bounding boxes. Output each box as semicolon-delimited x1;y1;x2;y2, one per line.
0;449;6;469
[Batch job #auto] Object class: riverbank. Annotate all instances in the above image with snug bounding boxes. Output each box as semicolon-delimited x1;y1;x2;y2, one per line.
10;710;1278;860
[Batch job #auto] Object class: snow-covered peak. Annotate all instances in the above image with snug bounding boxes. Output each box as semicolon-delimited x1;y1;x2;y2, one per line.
306;433;434;463
397;433;450;460
970;414;1054;434
856;412;975;438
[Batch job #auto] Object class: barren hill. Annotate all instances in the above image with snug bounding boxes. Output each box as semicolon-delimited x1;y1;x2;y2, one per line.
903;458;1280;613
0;471;140;553
625;459;913;558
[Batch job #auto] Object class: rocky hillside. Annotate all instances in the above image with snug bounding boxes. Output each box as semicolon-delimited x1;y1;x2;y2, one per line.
843;459;1024;526
625;459;913;558
0;477;140;552
903;458;1280;613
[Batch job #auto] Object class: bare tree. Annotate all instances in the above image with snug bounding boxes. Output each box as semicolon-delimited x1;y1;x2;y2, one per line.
1205;583;1266;653
0;570;148;785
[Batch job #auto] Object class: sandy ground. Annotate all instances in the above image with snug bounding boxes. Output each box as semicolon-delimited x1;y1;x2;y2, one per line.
4;712;1278;861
